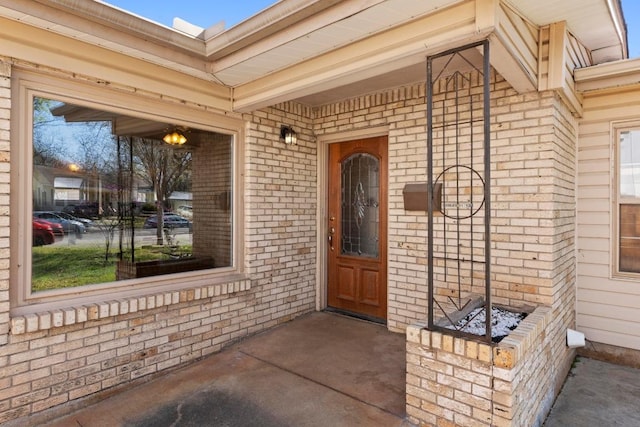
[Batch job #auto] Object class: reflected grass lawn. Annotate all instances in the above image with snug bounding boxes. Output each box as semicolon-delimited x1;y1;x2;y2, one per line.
31;244;191;292
32;245;115;292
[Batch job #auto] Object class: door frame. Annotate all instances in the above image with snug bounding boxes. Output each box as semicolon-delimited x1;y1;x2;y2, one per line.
316;126;390;315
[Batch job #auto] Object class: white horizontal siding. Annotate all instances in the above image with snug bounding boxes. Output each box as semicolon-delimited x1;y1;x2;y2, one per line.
577;87;640;351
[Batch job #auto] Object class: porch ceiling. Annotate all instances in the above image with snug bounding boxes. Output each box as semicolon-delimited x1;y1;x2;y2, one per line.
221;0;626;110
0;0;627;111
206;0;466;87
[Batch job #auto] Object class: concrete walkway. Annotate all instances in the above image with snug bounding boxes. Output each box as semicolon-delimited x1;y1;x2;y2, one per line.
544;357;640;427
40;312;411;427
22;311;640;427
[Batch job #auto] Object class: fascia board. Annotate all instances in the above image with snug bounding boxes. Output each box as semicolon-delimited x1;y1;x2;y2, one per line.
575;57;640;93
0;17;231;112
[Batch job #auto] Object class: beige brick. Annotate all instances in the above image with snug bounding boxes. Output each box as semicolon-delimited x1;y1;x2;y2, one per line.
10;317;25;335
454;368;491;388
436;395;471;416
431;332;442;350
494;346;517;369
37;313;52;331
453;413;490;427
407;383;437;403
421;329;431;347
52;310;64;327
0;383;30;401
421;399;455;420
25;314;39;333
441;334;453;353
69;382;102;400
478;344;492;363
465;340;478;359
406;324;422;343
454;389;491;411
453;338;465;355
11;388;51;408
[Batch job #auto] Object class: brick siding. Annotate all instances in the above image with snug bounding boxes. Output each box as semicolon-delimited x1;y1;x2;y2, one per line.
0;53;577;425
0;61;317;424
315;70;577;426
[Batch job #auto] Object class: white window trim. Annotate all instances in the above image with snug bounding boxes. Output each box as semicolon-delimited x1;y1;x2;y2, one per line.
612;120;640;279
10;69;247;319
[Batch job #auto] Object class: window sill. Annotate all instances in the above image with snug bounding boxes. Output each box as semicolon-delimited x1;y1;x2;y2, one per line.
9;276;251;335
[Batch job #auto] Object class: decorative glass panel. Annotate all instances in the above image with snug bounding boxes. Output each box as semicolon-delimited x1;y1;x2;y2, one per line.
341;153;379;258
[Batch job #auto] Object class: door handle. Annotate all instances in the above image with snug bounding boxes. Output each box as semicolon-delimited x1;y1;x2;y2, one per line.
328;227;335;251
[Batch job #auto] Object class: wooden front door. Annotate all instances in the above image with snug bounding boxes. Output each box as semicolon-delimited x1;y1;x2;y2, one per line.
327;136;388;321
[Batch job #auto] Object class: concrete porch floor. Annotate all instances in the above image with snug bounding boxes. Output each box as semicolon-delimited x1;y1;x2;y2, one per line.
23;311;640;426
40;312;411;427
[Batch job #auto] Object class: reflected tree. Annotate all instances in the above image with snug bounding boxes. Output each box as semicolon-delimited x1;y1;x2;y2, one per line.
132;138;192;245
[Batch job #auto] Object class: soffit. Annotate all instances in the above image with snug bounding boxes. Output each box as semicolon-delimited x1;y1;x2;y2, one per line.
506;0;626;63
208;0;464;87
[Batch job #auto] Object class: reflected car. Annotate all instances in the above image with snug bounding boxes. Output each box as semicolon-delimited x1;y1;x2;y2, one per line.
62;202;100;218
176;205;193;219
143;214;191;229
33;218;64;241
33;211;86;237
56;211;93;229
32;220;55;246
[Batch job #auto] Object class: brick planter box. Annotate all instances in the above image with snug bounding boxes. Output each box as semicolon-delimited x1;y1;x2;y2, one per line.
116;256;214;280
406;306;555;427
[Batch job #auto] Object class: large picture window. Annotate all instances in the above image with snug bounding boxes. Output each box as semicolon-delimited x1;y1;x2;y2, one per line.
618;127;640;274
27;95;234;294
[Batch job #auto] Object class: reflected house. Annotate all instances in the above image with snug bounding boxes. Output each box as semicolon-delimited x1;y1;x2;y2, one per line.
53;176;82;208
32;165;57;211
32;165;86;211
32;163;128;215
168;191;192;213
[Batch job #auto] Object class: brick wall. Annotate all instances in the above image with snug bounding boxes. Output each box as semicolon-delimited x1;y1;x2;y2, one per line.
2;281;253;422
315;70;577;426
314;72;577;337
0;61;9;347
243;102;317;331
0;61;317;424
0;52;578;424
314;85;431;332
192;133;232;267
406;306;555;427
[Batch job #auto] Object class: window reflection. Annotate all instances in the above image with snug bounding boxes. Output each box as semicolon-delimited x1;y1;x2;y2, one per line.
31;97;233;291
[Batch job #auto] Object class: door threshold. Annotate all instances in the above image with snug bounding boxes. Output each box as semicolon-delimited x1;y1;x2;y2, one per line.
324;307;386;325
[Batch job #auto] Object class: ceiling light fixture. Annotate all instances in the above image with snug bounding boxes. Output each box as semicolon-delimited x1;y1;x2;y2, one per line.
280;125;297;145
163;129;187;145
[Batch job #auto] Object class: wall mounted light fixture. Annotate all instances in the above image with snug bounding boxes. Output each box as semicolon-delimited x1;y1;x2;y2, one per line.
163;129;187;145
280;125;297;145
